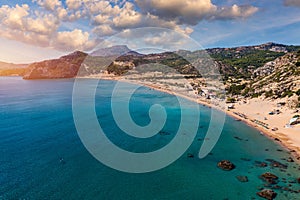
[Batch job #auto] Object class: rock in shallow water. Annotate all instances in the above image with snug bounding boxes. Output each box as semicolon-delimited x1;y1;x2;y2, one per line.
257;189;277;200
217;160;235;171
265;159;288;169
236;175;248;182
255;161;268;168
187;153;194;158
260;172;279;185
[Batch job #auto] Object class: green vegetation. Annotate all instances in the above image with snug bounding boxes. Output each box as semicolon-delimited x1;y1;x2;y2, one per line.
227;84;247;95
265;90;274;98
83;56;115;73
252;92;263;98
107;63;133;75
210;50;284;79
281;90;294;98
241;87;252;97
226;97;236;103
285;46;300;52
211;50;284;69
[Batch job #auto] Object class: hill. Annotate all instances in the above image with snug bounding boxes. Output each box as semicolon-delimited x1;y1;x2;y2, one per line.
23;51;87;79
1;42;298;108
0;61;28;76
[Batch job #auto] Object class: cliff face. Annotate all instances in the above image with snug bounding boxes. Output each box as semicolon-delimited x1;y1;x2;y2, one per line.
23;51;87;79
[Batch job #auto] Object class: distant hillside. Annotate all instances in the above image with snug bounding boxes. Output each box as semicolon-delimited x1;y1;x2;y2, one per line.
0;61;28;76
23;51;87;79
225;51;300;108
101;43;300;78
91;45;141;57
251;52;300;99
206;43;300;80
78;45;142;76
97;43;300;107
1;43;298;108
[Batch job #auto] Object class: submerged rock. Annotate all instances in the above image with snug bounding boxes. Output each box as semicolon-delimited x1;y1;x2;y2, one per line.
255;161;268;168
257;189;277;200
260;172;279;185
236;175;249;182
217;160;235;171
234;136;243;141
187;153;194;158
241;157;251;161
265;159;288;169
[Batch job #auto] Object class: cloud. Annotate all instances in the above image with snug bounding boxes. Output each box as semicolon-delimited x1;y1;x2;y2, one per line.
112;2;142;28
136;0;217;25
93;25;115;36
143;31;187;49
84;0;121;15
100;27;202;53
284;0;300;7
53;29;96;51
0;4;96;52
26;14;59;35
57;7;68;20
34;0;61;11
93;14;111;25
0;4;29;30
136;0;258;25
0;1;259;53
214;4;259;20
66;0;83;10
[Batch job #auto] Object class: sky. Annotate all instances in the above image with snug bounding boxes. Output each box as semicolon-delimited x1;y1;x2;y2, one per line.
0;0;300;63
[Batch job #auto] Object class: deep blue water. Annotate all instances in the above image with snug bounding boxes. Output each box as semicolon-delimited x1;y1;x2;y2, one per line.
0;77;300;199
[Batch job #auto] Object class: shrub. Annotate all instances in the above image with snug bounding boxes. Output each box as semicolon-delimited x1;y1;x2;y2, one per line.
282;90;294;98
265;90;274;98
226;97;236;103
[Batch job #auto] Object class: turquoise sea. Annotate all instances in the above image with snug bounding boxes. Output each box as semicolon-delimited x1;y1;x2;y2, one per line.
0;77;300;199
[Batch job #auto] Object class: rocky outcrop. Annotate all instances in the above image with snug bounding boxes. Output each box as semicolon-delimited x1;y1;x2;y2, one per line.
257;189;277;200
217;160;235;171
260;172;279;184
23;51;87;79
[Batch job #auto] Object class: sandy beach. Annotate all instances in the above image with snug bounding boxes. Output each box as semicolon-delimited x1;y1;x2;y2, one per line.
228;98;300;160
80;73;300;161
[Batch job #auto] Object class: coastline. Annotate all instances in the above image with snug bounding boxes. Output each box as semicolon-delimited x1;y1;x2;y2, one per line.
78;74;300;162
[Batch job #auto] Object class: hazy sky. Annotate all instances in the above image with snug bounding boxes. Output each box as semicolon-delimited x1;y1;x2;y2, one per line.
1;0;300;63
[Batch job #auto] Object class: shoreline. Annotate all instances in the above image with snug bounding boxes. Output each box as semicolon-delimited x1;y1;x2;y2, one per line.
146;84;300;162
78;75;300;162
7;75;298;162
